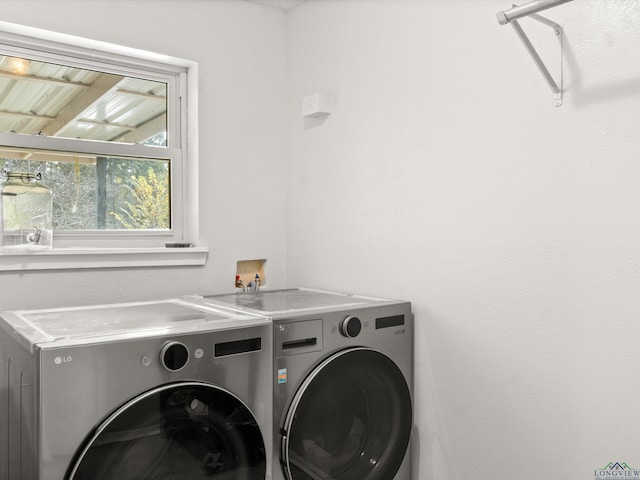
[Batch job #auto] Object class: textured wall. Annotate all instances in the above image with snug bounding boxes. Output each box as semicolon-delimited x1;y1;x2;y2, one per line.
248;0;307;13
286;1;640;479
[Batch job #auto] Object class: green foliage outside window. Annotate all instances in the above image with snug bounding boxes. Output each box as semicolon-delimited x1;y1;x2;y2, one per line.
0;156;170;231
110;167;170;229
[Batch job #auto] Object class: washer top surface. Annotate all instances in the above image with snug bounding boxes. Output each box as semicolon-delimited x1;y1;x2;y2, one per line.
0;299;270;350
198;288;397;316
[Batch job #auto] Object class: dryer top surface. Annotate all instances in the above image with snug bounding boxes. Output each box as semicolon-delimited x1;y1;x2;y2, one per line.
198;288;401;316
0;299;269;350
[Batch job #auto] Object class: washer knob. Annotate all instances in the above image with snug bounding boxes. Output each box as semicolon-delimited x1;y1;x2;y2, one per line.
340;315;362;338
161;341;189;371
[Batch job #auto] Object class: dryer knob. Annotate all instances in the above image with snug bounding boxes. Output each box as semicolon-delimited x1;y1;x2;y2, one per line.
161;341;189;371
340;315;362;338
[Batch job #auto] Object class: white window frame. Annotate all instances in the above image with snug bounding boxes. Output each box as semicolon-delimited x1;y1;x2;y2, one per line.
0;21;206;270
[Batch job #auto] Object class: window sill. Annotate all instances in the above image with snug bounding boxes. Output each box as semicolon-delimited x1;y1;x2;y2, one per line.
0;246;209;271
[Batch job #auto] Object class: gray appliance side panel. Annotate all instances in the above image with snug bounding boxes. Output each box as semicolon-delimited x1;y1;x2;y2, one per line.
0;323;37;480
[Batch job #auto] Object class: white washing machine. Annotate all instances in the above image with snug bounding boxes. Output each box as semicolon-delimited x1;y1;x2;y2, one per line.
0;298;273;480
186;288;413;480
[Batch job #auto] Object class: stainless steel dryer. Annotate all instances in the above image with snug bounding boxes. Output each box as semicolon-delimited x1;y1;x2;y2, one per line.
0;298;273;480
187;288;413;480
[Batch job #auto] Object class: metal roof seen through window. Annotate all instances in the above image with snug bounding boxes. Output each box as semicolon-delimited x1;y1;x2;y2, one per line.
0;55;167;147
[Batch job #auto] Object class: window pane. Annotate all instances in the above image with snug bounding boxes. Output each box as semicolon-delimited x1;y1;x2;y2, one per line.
1;149;170;231
0;55;167;146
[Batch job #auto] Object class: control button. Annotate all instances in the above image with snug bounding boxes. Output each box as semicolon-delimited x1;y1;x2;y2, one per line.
194;348;204;359
339;315;362;338
140;355;152;367
160;341;189;371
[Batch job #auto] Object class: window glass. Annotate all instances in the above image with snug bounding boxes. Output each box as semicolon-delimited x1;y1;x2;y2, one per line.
1;151;170;231
0;55;167;145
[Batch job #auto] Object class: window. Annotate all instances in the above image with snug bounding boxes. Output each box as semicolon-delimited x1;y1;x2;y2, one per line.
0;22;203;268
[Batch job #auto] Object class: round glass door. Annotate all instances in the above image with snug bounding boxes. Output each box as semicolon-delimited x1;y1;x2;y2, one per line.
67;382;266;480
282;348;412;480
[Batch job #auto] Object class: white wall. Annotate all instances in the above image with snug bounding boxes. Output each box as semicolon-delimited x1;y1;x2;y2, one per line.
286;1;640;479
0;0;288;310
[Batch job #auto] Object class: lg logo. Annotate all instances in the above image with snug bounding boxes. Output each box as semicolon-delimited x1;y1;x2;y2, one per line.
54;355;73;365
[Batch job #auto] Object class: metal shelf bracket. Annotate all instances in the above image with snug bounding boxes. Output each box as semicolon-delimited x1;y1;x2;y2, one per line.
497;0;574;107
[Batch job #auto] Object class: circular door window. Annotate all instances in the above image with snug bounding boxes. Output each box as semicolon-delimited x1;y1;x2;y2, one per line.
67;382;266;480
282;348;412;480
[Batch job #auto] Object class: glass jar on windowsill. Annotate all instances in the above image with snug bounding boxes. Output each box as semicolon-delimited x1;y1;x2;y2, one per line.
0;170;53;250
